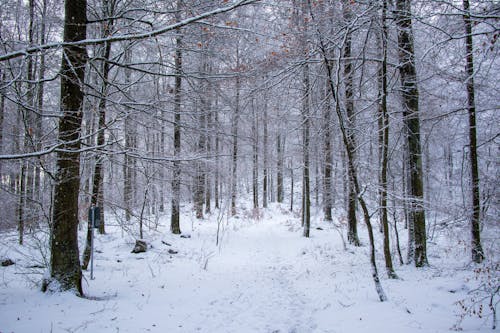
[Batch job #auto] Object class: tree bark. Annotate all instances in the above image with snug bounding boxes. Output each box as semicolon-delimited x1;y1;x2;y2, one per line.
263;100;268;208
44;0;87;295
299;1;311;238
123;47;134;223
230;46;240;216
395;0;427;267
91;0;114;234
276;134;284;203
463;0;484;263
34;0;48;204
214;101;220;210
342;0;359;246
378;0;397;278
322;77;333;222
171;2;183;234
252;102;259;210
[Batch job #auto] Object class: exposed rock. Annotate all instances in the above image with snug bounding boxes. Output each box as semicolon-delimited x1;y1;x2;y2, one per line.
1;259;14;267
168;249;178;255
131;239;147;253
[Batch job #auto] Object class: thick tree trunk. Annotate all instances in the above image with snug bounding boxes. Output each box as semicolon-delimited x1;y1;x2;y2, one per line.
463;0;484;264
395;0;427;267
44;0;87;295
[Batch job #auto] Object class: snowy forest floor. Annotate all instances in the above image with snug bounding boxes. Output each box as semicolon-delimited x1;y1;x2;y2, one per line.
0;203;498;333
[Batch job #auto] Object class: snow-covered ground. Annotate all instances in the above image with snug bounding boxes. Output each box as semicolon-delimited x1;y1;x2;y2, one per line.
0;204;497;332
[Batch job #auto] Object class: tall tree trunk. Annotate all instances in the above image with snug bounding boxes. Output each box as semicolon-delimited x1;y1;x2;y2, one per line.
378;0;397;278
262;100;268;208
123;47;134;223
252;102;259;210
171;4;183;234
323;78;333;222
214;101;220;210
91;0;114;234
195;40;209;219
276;134;284;203
205;104;212;214
17;165;25;245
395;0;427;267
463;0;484;263
230;46;240;216
301;60;311;238
298;0;310;237
194;104;206;219
18;0;37;243
34;0;48;205
44;0;87;295
343;0;360;246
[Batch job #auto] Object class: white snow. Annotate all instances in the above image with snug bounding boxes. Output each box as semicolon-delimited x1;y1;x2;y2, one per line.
0;203;497;332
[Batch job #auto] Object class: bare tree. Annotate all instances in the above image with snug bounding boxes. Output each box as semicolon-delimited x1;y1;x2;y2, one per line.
43;0;88;295
462;0;484;264
231;43;241;216
171;0;183;234
378;0;397;278
395;0;427;267
342;0;360;246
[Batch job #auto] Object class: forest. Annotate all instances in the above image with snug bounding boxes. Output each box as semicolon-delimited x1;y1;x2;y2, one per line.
0;0;498;332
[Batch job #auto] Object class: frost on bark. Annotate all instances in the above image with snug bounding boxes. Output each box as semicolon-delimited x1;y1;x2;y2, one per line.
44;0;87;295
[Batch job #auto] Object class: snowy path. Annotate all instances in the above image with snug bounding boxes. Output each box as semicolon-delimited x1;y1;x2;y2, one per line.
186;221;318;333
0;210;492;332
